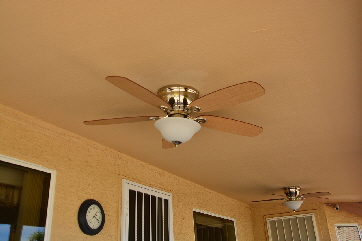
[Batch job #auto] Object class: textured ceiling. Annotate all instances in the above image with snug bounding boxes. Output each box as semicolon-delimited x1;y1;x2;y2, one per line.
1;1;362;205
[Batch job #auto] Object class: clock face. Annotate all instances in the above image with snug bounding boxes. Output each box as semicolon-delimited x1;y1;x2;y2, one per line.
86;204;103;229
78;199;105;235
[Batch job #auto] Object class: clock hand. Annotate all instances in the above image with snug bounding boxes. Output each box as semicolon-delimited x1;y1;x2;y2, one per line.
92;212;100;222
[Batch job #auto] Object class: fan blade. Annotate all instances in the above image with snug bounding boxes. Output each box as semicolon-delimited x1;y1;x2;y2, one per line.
199;115;263;137
162;138;175;149
304;197;330;202
190;81;265;113
271;194;286;197
106;76;171;109
302;192;331;198
84;116;158;125
252;198;285;202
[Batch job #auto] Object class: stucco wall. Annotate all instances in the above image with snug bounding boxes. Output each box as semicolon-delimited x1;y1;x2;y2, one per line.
251;202;332;241
324;205;362;241
0;104;254;240
251;202;362;240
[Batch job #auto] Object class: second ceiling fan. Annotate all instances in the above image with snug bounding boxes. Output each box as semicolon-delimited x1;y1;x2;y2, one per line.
84;76;265;148
252;186;331;211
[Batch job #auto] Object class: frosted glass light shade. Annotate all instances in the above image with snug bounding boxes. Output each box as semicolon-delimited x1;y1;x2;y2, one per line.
154;117;201;144
284;200;303;211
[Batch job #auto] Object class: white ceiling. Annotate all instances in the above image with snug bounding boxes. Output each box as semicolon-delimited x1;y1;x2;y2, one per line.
1;1;362;204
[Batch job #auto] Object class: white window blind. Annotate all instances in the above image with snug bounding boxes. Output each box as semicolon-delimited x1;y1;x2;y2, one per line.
121;179;174;241
267;213;319;241
335;224;362;241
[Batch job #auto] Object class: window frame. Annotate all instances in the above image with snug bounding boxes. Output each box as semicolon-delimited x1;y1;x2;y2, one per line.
193;209;238;241
0;154;56;241
121;179;174;241
335;223;362;241
266;213;320;241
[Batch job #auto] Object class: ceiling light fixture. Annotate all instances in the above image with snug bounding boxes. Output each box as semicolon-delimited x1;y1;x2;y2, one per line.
154;117;201;146
84;77;264;149
252;186;330;211
154;85;203;147
284;200;304;212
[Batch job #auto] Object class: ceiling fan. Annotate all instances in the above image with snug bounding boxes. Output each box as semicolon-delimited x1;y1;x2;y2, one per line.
252;186;331;211
84;76;265;148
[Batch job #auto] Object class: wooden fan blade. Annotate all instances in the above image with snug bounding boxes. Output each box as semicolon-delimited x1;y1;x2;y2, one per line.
304;197;330;202
190;81;265;113
271;194;286;197
106;76;171;108
302;192;331;198
162;138;175;149
252;198;285;203
199;115;263;137
84;116;158;125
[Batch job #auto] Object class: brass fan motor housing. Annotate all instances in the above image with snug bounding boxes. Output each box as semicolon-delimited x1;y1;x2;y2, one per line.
157;85;200;116
284;186;304;201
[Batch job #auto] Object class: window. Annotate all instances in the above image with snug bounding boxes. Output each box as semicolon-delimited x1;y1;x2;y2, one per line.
121;179;174;241
0;155;55;241
335;224;362;241
267;213;319;241
193;210;237;241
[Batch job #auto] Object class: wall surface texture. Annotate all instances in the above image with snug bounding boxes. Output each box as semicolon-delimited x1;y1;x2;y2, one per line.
0;104;254;241
324;205;362;241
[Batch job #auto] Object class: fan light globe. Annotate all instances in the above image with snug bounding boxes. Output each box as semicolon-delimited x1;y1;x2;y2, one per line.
284;200;303;211
154;117;201;144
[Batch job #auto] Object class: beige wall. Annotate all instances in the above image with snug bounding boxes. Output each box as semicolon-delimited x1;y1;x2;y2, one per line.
324;205;362;241
0;104;254;240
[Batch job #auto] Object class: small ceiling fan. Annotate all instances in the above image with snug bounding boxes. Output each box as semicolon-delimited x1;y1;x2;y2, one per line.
84;76;265;148
252;186;331;211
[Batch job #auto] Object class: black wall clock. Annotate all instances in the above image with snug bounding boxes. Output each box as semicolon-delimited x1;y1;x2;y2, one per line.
78;199;105;235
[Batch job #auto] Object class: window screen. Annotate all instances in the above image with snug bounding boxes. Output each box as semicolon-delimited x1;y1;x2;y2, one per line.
267;213;318;241
121;179;174;241
335;224;362;241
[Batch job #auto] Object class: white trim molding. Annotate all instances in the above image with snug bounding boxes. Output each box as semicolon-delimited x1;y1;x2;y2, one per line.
121;179;174;241
266;213;319;241
193;209;238;241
